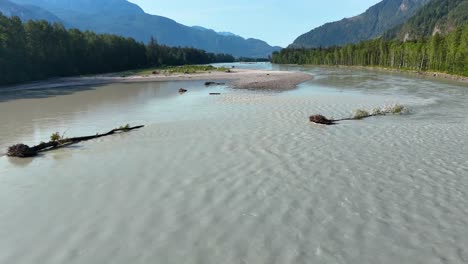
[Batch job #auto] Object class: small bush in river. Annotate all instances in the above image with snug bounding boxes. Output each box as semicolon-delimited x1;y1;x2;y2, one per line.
50;132;62;142
354;109;370;119
390;104;405;114
372;108;383;115
119;124;130;130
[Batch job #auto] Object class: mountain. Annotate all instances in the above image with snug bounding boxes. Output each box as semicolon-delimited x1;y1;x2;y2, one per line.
192;26;241;38
290;0;430;48
218;32;240;38
9;0;145;16
0;0;62;22
7;0;280;57
384;0;468;40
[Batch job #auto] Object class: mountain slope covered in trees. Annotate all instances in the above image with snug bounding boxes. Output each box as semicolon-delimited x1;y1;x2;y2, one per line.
384;0;468;40
6;0;280;57
276;0;468;77
291;0;429;48
273;25;468;77
0;0;62;23
0;14;234;85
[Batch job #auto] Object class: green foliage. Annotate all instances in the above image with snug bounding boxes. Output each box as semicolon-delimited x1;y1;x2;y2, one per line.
353;104;408;119
164;65;227;74
383;104;407;114
372;108;383;116
118;124;130;130
0;14;235;85
236;57;270;62
50;132;63;142
2;0;280;58
354;109;370;119
144;36;234;70
118;65;229;77
272;25;468;77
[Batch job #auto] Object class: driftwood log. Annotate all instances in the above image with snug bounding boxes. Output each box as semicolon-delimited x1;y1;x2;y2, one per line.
309;115;376;125
7;125;144;158
309;105;407;125
205;81;225;86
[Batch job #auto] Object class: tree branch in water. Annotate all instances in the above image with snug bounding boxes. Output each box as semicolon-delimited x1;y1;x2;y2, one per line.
7;125;144;158
310;104;408;125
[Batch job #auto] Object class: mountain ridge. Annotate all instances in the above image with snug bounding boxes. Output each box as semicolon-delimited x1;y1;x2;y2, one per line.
384;0;468;40
4;0;280;57
0;0;62;23
290;0;430;48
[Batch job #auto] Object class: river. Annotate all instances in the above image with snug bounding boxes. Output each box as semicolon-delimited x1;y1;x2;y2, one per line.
0;63;467;264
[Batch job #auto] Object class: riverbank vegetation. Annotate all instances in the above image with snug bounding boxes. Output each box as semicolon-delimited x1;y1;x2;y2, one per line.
236;57;270;62
0;14;235;85
116;65;230;77
272;26;468;77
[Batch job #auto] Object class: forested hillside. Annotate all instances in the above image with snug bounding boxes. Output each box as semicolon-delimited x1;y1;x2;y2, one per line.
5;0;280;57
385;0;468;40
0;14;234;85
0;0;62;23
291;0;429;48
273;26;468;76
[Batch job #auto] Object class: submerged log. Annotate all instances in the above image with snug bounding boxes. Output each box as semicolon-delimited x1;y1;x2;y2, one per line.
209;93;221;95
309;114;377;125
7;125;144;158
205;81;225;86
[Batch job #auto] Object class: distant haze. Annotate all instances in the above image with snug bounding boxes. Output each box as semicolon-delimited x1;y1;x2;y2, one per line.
129;0;381;47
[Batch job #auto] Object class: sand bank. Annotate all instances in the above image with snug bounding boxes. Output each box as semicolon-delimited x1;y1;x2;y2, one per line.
1;68;312;92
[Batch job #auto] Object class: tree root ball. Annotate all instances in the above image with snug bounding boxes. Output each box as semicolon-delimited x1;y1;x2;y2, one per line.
309;115;335;125
7;144;38;157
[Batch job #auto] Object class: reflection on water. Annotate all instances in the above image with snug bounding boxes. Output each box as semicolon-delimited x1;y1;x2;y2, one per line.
0;64;467;264
0;80;227;152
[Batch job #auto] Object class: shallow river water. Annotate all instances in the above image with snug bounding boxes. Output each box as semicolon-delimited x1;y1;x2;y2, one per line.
1;64;467;264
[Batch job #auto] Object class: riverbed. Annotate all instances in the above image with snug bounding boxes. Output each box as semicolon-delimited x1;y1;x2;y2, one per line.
1;63;467;264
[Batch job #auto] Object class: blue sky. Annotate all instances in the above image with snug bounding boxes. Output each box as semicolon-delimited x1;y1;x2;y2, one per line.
128;0;381;47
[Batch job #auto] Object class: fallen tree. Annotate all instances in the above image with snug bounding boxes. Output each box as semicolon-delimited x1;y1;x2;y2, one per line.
310;104;408;125
7;125;144;158
205;81;225;86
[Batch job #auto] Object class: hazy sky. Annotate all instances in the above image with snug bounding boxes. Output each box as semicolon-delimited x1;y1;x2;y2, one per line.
128;0;381;47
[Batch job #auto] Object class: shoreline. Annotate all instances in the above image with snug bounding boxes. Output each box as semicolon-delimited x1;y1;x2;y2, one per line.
278;64;468;84
0;68;313;92
339;65;468;83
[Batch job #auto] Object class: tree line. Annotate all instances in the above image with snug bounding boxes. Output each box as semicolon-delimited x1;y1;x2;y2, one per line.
0;14;235;85
272;25;468;77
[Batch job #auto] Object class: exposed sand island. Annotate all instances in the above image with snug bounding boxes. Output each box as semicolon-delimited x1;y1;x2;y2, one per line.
3;68;312;92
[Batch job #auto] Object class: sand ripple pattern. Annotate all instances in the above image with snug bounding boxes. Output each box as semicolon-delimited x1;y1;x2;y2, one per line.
1;66;468;264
